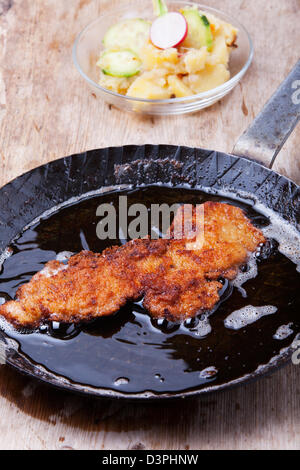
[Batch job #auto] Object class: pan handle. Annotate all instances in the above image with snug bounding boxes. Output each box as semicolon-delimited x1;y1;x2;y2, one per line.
232;59;300;168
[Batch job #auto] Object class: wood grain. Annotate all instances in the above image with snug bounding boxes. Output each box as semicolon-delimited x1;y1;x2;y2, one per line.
0;0;299;450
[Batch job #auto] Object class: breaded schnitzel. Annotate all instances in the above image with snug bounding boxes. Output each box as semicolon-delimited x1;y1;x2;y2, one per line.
0;202;265;328
143;202;265;320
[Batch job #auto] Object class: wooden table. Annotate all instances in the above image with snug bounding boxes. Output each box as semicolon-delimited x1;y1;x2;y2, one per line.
0;0;299;450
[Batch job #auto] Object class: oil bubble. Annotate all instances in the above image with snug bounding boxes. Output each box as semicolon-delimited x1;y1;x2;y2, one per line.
114;377;129;386
224;305;277;330
199;366;218;379
151;317;180;334
39;325;48;334
155;374;165;383
273;323;294;341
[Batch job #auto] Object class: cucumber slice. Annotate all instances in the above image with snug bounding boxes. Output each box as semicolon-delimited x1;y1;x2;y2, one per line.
103;19;150;55
152;0;168;16
98;50;142;78
181;9;213;51
200;15;213;50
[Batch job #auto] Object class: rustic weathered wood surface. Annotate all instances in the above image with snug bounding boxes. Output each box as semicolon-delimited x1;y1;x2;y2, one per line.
0;0;299;450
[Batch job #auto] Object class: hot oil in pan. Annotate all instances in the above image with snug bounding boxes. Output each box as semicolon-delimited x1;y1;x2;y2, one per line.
0;187;299;394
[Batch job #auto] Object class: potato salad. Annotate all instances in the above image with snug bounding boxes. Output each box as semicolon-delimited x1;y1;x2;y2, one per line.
96;1;238;99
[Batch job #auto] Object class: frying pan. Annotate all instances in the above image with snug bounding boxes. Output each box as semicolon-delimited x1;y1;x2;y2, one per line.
0;61;299;400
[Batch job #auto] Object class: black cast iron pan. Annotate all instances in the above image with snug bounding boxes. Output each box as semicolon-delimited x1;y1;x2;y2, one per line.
0;62;299;401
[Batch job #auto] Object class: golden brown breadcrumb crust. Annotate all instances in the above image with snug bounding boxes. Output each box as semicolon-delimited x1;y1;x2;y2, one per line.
0;202;265;328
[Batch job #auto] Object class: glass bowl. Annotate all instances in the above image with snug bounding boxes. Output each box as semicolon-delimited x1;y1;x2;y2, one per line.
73;1;253;115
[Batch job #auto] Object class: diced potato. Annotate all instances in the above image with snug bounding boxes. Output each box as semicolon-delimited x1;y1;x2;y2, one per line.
183;64;230;94
220;23;238;46
98;72;135;94
141;42;179;71
207;36;229;66
168;75;193;97
182;47;208;74
127;73;170;99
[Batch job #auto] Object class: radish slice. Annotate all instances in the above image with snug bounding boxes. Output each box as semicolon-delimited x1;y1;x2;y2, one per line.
150;12;188;49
